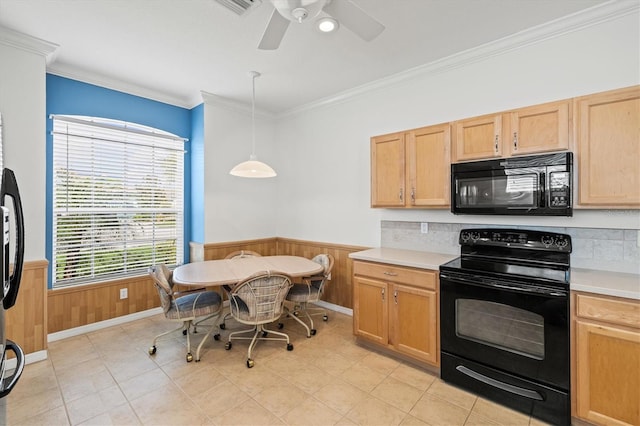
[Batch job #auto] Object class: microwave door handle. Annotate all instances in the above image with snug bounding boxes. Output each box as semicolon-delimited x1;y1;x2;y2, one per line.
539;173;546;208
1;169;25;310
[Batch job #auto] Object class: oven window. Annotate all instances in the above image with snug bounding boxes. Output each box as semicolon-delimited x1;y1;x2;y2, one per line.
455;299;544;360
456;173;538;208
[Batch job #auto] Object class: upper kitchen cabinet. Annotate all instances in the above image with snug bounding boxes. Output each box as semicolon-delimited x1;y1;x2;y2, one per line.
371;124;450;208
575;86;640;208
452;113;502;161
505;100;570;157
452;100;571;162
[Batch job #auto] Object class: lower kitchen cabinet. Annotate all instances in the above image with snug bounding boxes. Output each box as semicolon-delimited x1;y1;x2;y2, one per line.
353;260;438;366
573;292;640;426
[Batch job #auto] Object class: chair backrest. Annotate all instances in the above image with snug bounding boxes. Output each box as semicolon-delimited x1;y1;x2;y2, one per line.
308;254;334;294
225;250;262;259
148;264;174;313
229;271;292;324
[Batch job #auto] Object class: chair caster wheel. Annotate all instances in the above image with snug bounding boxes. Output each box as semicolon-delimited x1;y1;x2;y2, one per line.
278;323;284;330
220;323;226;330
149;346;157;355
225;342;232;350
262;331;268;337
182;329;188;335
293;311;299;317
310;329;317;336
287;343;294;351
246;359;255;368
186;353;193;362
323;315;329;321
214;334;221;341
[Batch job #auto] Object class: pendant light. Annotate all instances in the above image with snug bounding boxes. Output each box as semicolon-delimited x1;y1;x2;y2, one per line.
229;71;277;178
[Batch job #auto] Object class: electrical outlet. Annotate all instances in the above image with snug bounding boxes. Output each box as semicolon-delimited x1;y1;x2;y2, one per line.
421;222;429;234
119;288;128;299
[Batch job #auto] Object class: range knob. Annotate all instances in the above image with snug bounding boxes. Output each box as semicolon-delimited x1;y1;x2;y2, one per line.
541;235;555;247
470;232;481;242
461;232;470;242
556;238;569;249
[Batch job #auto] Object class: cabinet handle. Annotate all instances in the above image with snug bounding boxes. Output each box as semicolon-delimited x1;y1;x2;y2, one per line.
513;132;518;151
494;135;499;153
394;290;398;305
381;288;385;301
383;271;398;276
411;187;415;203
399;188;403;201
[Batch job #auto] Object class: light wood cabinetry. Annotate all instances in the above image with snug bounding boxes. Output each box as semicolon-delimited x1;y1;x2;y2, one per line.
575;86;640;208
452;100;571;161
353;260;438;365
371;124;450;208
573;292;640;426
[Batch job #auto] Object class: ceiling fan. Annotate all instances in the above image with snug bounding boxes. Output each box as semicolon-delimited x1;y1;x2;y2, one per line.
258;0;385;50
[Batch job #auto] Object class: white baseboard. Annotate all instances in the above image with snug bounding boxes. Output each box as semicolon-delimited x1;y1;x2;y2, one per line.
47;307;163;342
4;349;48;369
314;300;353;316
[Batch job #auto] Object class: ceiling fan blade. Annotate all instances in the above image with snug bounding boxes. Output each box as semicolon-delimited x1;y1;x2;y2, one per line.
258;8;290;50
323;0;384;41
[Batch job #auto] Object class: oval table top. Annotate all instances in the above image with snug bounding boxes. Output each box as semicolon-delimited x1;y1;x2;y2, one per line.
172;255;325;287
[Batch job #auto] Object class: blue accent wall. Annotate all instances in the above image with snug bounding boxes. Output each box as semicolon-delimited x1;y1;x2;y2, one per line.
46;74;197;288
190;103;205;244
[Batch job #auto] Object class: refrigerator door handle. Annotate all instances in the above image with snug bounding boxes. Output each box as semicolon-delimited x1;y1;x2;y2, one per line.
0;339;25;398
1;169;24;309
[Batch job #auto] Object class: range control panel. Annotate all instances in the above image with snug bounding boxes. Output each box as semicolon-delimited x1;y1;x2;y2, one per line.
459;228;572;252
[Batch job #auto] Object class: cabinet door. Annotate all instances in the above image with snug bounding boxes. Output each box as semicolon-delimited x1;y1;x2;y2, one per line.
576;86;640;207
453;114;502;161
390;284;438;364
406;124;451;207
576;320;640;426
353;276;388;345
507;100;570;156
371;133;406;207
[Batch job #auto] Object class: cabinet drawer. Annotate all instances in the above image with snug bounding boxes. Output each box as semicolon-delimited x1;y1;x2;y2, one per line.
353;261;436;290
575;293;640;329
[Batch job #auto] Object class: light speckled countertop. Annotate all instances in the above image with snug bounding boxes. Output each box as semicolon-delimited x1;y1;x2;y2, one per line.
349;248;640;301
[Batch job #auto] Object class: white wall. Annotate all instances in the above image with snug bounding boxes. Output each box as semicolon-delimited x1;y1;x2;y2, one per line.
203;94;279;243
274;7;640;248
0;31;54;261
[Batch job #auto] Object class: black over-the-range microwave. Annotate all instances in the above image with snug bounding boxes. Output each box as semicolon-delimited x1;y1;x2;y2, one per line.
451;152;573;216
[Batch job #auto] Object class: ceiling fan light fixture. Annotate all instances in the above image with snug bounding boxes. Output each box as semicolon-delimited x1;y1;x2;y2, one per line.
291;7;309;23
317;16;338;33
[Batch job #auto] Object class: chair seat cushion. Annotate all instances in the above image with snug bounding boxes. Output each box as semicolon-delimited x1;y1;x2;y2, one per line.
286;283;321;303
167;290;222;320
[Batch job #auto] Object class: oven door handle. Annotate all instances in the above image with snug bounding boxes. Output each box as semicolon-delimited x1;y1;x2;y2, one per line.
440;272;567;297
456;365;544;401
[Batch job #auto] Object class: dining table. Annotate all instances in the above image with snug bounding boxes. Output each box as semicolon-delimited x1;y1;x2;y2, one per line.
172;255;325;288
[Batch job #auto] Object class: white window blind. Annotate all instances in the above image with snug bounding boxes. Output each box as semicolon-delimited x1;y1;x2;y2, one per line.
52;115;185;287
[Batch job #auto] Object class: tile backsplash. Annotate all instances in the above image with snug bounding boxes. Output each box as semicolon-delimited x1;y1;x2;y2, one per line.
381;221;640;275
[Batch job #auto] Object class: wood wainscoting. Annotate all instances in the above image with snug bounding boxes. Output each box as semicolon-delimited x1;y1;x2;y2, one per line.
200;237;367;309
47;274;159;334
5;259;48;355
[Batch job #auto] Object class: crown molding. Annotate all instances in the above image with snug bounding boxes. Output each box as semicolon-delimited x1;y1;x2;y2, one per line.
201;91;277;119
47;63;197;109
279;0;639;118
0;25;58;60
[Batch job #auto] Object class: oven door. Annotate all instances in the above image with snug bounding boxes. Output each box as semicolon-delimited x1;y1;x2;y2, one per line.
440;271;569;390
452;169;543;214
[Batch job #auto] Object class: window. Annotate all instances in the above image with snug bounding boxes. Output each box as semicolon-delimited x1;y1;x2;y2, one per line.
52;115;184;287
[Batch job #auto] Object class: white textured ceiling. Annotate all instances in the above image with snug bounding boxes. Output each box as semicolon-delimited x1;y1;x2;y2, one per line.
0;0;611;113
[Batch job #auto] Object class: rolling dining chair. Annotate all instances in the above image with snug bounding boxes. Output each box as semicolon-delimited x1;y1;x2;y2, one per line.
224;271;294;368
148;264;223;362
219;250;262;330
284;253;334;337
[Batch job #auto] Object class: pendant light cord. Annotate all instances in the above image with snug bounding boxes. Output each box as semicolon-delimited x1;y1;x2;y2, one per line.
251;72;257;159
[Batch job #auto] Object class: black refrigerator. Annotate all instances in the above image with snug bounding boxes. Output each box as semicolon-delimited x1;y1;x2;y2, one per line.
0;167;25;404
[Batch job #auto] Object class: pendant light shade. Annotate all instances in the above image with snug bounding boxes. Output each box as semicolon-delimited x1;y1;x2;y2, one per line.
230;71;277;178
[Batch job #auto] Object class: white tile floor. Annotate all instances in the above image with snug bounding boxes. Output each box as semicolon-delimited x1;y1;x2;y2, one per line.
2;309;551;425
